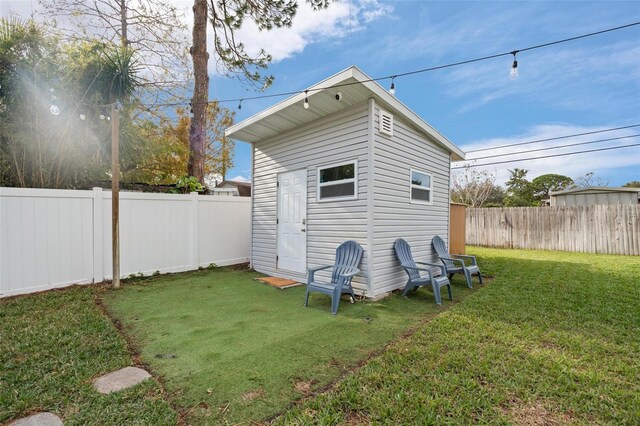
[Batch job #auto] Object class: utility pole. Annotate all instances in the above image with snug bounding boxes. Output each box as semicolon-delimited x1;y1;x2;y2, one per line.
111;104;120;288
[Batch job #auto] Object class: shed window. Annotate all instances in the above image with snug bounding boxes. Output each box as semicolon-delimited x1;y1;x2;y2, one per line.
410;169;432;204
317;161;357;201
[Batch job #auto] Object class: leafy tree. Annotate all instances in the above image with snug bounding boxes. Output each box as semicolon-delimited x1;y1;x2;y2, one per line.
530;173;574;201
39;0;191;108
0;18;148;188
122;102;234;186
451;166;503;207
622;180;640;188
189;0;329;183
503;168;536;206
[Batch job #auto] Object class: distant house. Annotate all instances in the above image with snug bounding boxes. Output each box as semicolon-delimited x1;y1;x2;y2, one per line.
225;66;465;298
549;187;640;206
215;180;252;197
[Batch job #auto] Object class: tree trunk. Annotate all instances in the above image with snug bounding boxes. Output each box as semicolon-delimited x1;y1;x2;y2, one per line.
120;0;128;45
188;0;208;184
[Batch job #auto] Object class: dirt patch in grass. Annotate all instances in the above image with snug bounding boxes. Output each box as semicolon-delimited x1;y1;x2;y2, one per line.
344;410;370;425
502;398;574;425
293;379;318;394
242;388;266;402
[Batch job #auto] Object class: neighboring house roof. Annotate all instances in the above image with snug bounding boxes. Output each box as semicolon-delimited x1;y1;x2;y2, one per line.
217;180;251;196
550;187;640;196
225;66;465;161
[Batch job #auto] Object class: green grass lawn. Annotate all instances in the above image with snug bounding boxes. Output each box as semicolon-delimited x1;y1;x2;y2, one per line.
103;267;474;424
277;247;640;425
3;248;638;425
0;287;176;425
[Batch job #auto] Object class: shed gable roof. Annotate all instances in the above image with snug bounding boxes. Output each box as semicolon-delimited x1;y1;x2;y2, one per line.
225;66;465;161
550;186;640;196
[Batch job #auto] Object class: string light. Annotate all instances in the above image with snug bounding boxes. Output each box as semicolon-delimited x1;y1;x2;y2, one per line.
510;51;519;79
49;88;60;116
389;76;396;95
303;90;309;109
79;113;86;120
76;21;640;111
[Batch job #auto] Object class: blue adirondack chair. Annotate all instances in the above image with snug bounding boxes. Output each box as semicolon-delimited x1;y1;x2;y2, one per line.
432;235;482;288
393;238;452;305
305;240;364;315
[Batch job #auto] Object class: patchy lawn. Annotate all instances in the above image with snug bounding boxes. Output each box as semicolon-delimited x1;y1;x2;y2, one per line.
103;267;474;424
276;247;640;425
0;287;176;425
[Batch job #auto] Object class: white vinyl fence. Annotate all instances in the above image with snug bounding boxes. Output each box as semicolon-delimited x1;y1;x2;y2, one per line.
0;187;251;297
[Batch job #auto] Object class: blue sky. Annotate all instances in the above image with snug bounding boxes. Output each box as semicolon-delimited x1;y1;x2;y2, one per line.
2;0;638;186
209;1;640;186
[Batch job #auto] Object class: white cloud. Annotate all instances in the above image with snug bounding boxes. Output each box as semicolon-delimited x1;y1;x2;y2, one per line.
456;123;640;186
226;0;392;62
228;175;250;183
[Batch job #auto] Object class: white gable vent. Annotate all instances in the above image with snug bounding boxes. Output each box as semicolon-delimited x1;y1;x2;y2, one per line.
379;110;393;136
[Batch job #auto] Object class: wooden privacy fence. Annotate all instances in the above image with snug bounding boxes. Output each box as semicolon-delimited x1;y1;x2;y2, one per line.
466;205;640;255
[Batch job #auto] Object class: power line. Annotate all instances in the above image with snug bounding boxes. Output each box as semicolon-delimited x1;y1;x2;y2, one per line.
451;143;640;169
463;134;640;161
465;124;640;153
76;20;640;108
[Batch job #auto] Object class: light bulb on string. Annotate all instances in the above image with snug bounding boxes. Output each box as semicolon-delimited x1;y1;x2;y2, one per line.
510;51;519;79
389;76;396;95
79;113;86;121
303;90;309;109
49;88;60;115
238;99;242;110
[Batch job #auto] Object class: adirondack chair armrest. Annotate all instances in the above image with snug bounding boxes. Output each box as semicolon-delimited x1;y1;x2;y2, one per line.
438;256;466;267
402;265;433;280
307;265;333;283
451;254;477;265
416;261;446;276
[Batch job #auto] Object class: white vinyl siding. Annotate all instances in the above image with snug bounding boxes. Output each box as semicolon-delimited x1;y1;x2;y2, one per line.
370;105;451;296
252;102;370;293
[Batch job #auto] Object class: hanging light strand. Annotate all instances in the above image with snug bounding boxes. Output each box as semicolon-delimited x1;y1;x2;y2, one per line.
75;20;640;110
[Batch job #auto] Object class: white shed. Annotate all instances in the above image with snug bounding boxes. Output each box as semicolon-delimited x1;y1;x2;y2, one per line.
225;66;465;298
550;187;640;206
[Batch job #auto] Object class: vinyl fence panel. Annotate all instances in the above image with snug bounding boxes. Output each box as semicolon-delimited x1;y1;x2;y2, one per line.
0;187;251;297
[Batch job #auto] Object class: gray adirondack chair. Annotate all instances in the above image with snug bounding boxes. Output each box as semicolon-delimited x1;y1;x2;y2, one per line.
305;240;364;315
432;235;482;288
393;238;452;305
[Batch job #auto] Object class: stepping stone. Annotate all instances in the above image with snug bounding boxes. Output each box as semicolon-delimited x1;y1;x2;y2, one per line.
93;366;151;394
9;412;63;426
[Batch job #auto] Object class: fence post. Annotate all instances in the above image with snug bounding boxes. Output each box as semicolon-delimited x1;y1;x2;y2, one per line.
92;187;104;283
190;192;199;270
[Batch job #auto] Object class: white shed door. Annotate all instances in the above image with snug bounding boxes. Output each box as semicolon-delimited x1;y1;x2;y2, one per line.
277;170;307;274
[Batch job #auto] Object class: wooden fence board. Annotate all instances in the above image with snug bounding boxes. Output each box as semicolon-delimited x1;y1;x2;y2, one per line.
466;205;640;256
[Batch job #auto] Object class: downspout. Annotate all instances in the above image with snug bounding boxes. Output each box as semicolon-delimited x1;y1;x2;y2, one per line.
366;98;376;297
250;141;255;269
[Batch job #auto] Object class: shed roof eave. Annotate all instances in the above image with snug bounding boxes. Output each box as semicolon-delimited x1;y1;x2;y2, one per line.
225;66;466;161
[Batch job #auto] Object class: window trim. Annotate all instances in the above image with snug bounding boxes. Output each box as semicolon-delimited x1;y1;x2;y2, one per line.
409;169;433;205
316;160;358;202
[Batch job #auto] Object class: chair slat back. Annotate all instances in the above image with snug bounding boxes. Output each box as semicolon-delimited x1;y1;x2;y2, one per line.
332;240;364;287
432;235;454;269
394;239;421;281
